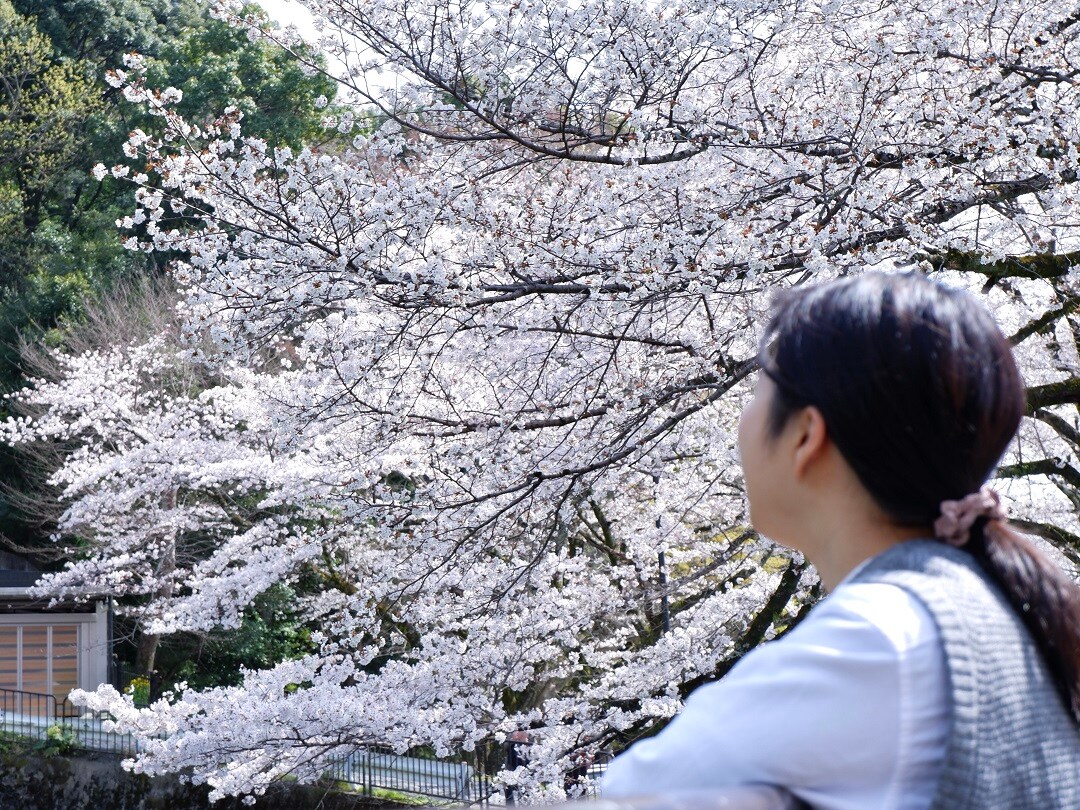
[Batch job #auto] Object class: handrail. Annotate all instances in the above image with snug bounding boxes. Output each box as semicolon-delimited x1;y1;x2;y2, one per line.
325;744;495;803
0;686;137;755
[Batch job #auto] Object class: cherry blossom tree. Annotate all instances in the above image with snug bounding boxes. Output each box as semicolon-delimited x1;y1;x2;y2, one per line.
4;0;1080;800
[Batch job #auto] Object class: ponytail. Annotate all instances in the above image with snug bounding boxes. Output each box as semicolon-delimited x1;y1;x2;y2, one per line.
969;518;1080;722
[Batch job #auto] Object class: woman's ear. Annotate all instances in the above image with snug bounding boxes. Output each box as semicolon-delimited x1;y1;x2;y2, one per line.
792;405;830;479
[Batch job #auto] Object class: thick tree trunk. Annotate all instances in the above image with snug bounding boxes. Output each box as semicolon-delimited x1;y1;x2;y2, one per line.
134;628;160;677
135;488;178;677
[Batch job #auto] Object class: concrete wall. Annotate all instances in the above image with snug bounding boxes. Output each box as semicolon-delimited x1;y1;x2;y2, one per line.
0;751;405;810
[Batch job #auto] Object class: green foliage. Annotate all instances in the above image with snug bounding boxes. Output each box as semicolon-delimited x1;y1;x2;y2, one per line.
0;725;76;757
126;675;151;707
153;584;314;691
143;4;337;149
0;0;141;396
0;1;101;280
36;724;78;757
12;0;201;65
370;788;433;805
0;730;27;753
0;0;337;400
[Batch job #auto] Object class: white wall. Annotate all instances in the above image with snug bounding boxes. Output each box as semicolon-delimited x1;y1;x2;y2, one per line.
0;603;110;696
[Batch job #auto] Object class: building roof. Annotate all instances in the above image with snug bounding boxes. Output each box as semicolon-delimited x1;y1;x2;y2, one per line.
0;569;40;588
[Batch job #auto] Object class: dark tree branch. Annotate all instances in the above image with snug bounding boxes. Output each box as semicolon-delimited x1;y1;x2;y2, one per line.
1010;297;1080;345
1010;518;1080;566
998;458;1080;489
1027;379;1080;413
922;249;1080;283
1032;409;1080;449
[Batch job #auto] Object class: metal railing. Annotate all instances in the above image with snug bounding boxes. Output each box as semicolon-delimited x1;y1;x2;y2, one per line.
0;687;138;755
325;744;495;804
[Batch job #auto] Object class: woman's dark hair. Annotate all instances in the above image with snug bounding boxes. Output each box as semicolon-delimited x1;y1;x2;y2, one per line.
759;270;1080;722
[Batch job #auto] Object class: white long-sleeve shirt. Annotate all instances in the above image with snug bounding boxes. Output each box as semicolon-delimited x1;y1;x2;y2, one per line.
601;581;949;810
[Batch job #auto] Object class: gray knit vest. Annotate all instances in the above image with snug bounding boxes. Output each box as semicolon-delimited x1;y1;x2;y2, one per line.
849;539;1080;809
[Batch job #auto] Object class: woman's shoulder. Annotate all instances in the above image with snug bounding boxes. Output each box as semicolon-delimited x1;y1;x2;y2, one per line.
706;578;944;707
848;539;1017;632
793;578;941;658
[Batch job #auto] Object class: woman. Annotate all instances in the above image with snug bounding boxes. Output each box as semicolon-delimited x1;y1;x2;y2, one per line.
601;272;1080;809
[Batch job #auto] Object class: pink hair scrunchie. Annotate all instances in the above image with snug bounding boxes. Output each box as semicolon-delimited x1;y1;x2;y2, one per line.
934;485;1008;547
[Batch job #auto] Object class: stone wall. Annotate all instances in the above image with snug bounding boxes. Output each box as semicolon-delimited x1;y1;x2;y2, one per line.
0;750;406;810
